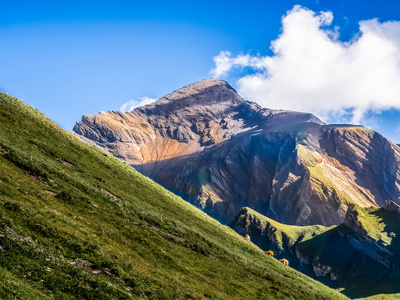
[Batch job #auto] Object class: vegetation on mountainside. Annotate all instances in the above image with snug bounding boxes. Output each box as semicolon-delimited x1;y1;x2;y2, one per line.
231;205;400;299
0;92;347;299
232;207;332;251
296;144;373;208
298;205;400;299
350;205;393;246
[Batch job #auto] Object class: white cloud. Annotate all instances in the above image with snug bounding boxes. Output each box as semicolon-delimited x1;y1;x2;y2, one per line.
210;51;269;78
211;5;400;125
120;96;157;112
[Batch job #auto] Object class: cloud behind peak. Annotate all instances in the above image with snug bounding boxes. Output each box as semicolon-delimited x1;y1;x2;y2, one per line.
120;96;157;112
211;6;400;125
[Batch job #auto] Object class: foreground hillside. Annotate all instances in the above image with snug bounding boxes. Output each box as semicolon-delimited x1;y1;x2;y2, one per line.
0;93;347;299
231;205;400;299
73;79;400;226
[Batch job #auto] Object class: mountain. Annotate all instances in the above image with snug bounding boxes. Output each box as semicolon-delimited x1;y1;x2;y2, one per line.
0;92;347;298
73;79;400;226
230;203;400;299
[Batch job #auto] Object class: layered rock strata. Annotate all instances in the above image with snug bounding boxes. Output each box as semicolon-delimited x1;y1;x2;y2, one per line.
73;79;400;225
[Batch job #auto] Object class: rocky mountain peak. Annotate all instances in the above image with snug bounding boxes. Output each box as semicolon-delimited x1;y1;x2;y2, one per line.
134;78;243;117
157;78;237;102
72;79;400;226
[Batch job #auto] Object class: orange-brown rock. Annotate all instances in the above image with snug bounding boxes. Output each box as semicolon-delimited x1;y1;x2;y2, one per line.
72;79;400;226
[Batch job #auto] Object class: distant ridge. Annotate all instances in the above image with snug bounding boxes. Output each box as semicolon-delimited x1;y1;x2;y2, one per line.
230;203;400;298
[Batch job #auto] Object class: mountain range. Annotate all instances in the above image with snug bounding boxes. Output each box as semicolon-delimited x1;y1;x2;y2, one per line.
73;79;400;227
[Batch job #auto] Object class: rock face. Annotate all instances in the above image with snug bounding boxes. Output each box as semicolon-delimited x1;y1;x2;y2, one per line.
73;78;400;225
230;204;400;298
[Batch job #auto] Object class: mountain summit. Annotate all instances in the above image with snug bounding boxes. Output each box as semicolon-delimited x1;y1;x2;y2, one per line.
73;79;400;226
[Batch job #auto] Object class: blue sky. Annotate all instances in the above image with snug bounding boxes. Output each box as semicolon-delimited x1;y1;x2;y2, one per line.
1;0;400;142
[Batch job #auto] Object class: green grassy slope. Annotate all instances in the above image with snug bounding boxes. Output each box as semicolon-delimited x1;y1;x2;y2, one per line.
297;205;400;299
230;207;332;252
230;206;400;299
0;92;347;299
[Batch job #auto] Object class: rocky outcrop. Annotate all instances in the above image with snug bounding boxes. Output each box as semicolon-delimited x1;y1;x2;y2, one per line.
383;200;400;214
231;204;400;298
342;204;394;268
72;79;400;225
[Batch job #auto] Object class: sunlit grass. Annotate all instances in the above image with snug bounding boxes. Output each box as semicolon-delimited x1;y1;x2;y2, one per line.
0;92;347;299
